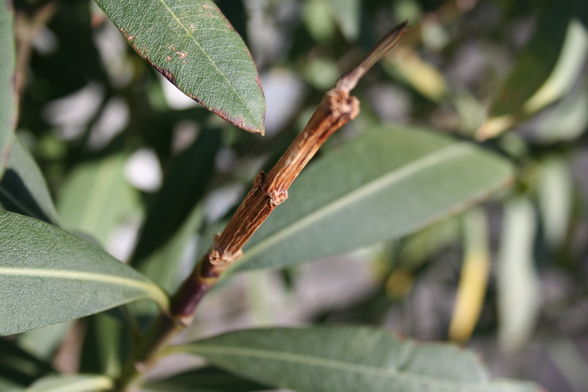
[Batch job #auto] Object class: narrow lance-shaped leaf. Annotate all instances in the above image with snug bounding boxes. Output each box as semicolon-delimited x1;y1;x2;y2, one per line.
497;198;541;352
327;0;360;40
449;208;491;342
0;211;168;336
0;339;54;387
179;326;540;392
131;130;220;269
144;366;269;392
57;153;137;245
0;138;59;224
94;0;266;134
227;126;513;273
0;0;16;176
478;2;588;139
537;157;573;248
26;374;113;392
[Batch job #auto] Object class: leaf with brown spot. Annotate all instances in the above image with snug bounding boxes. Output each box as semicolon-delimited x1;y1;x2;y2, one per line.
95;0;266;134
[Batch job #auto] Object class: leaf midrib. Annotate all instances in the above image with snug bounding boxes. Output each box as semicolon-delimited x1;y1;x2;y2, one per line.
156;0;258;126
0;267;168;309
239;143;472;266
188;344;491;391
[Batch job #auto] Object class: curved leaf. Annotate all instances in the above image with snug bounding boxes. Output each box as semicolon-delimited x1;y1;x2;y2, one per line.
0;138;59;224
0;339;53;387
327;0;360;40
449;209;491;342
497;198;541;352
95;0;265;134
131;130;220;271
144;366;268;392
230;126;513;272
26;374;112;392
180;326;539;392
0;0;16;176
57;153;137;244
0;211;168;336
478;2;588;139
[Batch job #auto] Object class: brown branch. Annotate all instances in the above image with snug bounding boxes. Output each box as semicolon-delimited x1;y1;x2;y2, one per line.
116;22;407;391
14;2;56;99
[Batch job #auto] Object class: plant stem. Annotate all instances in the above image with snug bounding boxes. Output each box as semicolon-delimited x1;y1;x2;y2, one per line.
116;22;407;392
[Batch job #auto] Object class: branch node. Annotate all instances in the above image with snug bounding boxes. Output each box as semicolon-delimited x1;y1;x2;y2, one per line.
253;171;266;189
268;189;288;206
208;246;243;266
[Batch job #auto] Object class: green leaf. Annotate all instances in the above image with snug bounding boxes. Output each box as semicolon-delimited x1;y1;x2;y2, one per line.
0;379;24;391
144;366;268;392
26;374;113;392
0;211;168;336
533;83;588;143
497;198;541;352
383;47;449;102
478;3;588;139
230;126;513;272
80;314;124;377
138;206;203;293
0;138;59;224
131;131;219;272
327;0;360;40
57;153;137;245
94;0;265;134
449;208;491;342
18;322;72;360
490;2;575;117
303;0;336;42
0;0;16;177
395;216;460;270
0;339;54;387
180;326;539;392
537;157;573;248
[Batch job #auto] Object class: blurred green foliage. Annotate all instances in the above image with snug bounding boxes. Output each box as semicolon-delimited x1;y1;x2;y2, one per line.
1;0;587;391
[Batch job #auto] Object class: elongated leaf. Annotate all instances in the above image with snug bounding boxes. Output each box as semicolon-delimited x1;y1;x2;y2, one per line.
327;0;360;40
139;206;202;293
131;130;219;269
537;157;573;248
395;216;460;269
490;2;574;117
383;47;449;102
57;153;137;244
0;339;53;387
478;3;588;139
180;326;539;392
230;126;513;272
26;375;112;392
0;378;24;391
0;211;168;336
0;138;59;224
18;322;72;360
497;198;541;352
95;0;265;133
0;1;16;176
533;83;588;143
144;366;268;392
303;0;336;42
449;208;491;342
79;314;123;377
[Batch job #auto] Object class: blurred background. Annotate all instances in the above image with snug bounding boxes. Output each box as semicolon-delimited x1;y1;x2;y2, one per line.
6;0;588;391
